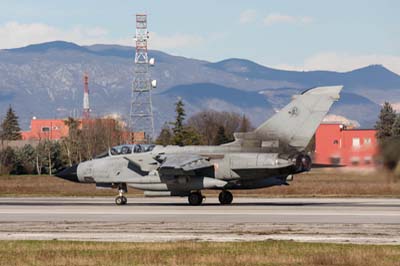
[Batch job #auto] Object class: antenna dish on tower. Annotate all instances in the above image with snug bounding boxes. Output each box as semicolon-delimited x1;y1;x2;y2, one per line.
151;80;157;88
149;58;155;66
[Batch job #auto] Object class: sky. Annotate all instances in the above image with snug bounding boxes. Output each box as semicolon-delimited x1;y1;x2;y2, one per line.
1;0;400;74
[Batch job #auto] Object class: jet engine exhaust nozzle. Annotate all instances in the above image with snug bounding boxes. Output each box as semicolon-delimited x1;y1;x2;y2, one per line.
294;154;312;172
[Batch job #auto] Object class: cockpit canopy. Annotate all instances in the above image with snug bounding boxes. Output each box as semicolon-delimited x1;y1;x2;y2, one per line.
110;144;155;155
96;144;155;158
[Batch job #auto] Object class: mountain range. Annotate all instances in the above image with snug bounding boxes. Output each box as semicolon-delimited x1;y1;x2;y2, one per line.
1;40;399;132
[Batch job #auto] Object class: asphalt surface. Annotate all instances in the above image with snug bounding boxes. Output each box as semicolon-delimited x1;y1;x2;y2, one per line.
0;197;399;244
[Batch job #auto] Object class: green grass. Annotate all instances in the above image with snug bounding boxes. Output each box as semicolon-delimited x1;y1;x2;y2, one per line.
0;240;399;266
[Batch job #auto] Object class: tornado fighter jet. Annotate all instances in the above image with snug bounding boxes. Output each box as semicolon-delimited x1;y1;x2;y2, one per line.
55;85;342;205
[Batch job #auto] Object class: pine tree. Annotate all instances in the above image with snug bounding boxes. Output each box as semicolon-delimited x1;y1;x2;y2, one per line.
375;102;396;140
171;99;186;146
169;99;204;146
172;98;185;131
392;114;400;137
213;126;230;145
1;106;22;140
15;144;36;174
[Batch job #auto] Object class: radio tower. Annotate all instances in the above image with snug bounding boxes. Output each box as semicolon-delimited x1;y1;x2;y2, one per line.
129;14;156;142
83;73;90;119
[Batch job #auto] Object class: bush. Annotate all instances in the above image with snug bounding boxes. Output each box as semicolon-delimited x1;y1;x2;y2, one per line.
0;147;17;175
379;136;400;170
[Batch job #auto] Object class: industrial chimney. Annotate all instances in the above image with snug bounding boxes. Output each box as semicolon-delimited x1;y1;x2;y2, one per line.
83;73;90;119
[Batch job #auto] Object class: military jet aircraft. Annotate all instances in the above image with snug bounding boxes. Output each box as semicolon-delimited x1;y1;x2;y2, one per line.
55;85;342;205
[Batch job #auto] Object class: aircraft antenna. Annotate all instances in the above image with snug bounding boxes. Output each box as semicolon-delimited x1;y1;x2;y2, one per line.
129;14;156;143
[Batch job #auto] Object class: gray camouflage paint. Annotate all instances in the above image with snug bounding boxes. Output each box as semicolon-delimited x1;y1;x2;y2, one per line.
57;85;342;198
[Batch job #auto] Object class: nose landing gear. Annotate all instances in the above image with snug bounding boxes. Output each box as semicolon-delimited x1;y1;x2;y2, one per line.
115;194;127;205
115;184;127;205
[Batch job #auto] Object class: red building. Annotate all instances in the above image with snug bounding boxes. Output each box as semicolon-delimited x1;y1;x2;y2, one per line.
21;117;146;143
21;118;70;140
314;123;378;168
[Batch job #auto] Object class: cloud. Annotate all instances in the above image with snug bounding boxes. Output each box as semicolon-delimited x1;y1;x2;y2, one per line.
273;52;400;75
0;21;204;50
149;32;204;50
323;114;360;128
239;9;257;24
0;21;127;49
263;13;314;26
391;103;400;112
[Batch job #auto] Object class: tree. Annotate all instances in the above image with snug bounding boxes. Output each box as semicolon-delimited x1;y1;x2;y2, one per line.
1;106;22;140
374;102;400;174
238;115;253;132
168;99;203;146
14;144;36;174
379;136;400;170
171;98;186;145
375;102;396;140
42;141;63;175
35;141;47;175
213;126;230;145
391;114;400;137
62;117;82;166
0;147;17;175
181;126;202;145
186;110;216;145
187;110;251;144
156;123;173;145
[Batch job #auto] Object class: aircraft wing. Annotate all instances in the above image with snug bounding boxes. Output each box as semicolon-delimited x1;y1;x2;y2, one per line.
231;162;294;171
155;153;213;175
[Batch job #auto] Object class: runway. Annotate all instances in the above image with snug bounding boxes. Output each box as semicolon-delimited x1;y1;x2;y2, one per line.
0;197;399;244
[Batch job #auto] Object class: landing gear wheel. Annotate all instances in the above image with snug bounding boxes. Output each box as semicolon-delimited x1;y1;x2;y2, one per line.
219;190;233;205
115;196;124;205
115;185;128;206
121;196;127;205
188;192;203;206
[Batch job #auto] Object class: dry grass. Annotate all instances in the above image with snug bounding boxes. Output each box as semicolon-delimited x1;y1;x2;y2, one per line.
0;240;399;266
237;169;400;198
0;169;399;197
0;174;141;197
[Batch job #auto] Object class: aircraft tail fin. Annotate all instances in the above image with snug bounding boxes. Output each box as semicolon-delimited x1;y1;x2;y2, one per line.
227;85;343;151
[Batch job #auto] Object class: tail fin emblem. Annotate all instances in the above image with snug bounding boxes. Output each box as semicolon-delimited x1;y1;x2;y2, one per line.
289;106;299;116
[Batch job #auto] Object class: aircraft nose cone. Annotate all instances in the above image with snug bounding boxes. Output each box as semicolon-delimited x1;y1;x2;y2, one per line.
54;164;79;183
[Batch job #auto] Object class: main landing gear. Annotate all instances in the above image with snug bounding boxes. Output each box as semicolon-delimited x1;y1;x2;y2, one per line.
187;190;233;205
115;184;127;206
218;190;233;205
188;191;204;206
